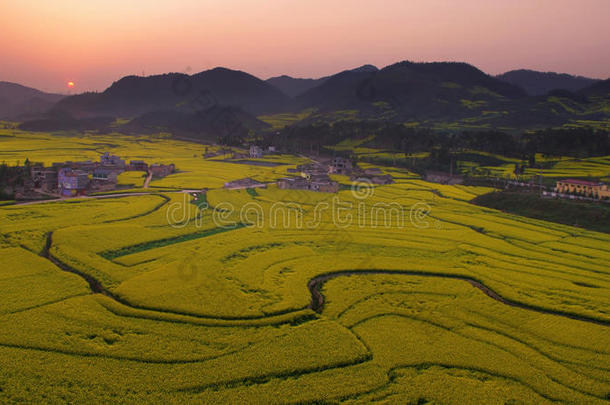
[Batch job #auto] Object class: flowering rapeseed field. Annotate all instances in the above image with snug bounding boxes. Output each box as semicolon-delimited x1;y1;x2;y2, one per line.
0;131;608;403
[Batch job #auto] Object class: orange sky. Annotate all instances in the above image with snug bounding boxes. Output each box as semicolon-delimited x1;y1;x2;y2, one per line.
2;0;609;93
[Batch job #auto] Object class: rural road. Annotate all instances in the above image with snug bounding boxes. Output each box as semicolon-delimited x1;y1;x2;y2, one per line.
13;192;159;206
143;172;152;188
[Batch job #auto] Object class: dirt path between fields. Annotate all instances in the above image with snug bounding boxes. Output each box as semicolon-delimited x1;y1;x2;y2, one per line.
14;192;158;206
12;189;198;206
40;231;312;323
307;270;610;327
40;229;610;327
143;172;152;188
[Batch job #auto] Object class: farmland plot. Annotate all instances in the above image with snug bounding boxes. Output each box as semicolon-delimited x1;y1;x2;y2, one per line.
0;132;609;403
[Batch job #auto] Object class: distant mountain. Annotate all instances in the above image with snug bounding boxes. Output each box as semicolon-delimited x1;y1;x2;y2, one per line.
123;106;269;141
579;78;610;97
54;67;293;118
296;61;526;120
266;76;326;98
349;64;378;73
0;82;65;120
266;65;379;98
20;104;268;143
15;62;609;134
496;69;599;96
18;110;114;132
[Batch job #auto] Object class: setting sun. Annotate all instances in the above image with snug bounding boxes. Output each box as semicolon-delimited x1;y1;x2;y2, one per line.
0;1;608;403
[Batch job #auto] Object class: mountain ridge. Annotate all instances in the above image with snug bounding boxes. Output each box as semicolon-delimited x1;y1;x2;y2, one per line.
296;60;527;119
7;61;609;132
266;64;379;97
496;69;600;96
0;81;65;120
53;67;293;118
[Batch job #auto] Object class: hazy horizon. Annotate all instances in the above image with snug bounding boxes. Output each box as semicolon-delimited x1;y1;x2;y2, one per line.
3;0;609;94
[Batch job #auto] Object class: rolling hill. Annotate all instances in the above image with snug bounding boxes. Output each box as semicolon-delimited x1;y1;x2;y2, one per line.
580;78;610;97
296;61;527;120
266;65;378;98
53;68;293;118
13;62;610;133
497;69;600;96
266;76;326;98
123;106;269;141
0;82;65;120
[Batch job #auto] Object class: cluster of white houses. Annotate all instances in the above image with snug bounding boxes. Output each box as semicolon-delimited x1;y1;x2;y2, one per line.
277;174;340;193
228;145;277;160
279;161;340;193
225;157;393;193
29;152;174;196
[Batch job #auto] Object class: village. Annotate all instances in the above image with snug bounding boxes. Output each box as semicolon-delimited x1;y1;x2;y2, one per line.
224;156;394;193
421;168;610;202
238;151;610;204
1;144;609;204
3;152;175;200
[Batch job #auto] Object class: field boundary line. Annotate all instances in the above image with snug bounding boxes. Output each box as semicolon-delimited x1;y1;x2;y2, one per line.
308;270;610;327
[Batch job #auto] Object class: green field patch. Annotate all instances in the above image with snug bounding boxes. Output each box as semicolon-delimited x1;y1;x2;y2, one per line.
100;223;247;260
190;192;208;208
2;129;610;402
472;191;610;234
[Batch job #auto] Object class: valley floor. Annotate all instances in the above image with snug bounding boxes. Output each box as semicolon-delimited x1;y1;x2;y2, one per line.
0;131;609;403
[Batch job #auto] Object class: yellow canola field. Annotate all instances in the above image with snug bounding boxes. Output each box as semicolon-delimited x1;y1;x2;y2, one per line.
0;131;609;403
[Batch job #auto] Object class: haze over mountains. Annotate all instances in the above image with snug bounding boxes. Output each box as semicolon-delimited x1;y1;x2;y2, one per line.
297;61;526;114
266;64;379;97
53;67;291;119
0;82;65;120
268;66;601;99
496;70;600;96
1;61;608;136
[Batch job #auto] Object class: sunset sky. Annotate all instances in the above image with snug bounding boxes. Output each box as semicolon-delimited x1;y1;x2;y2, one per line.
2;0;609;94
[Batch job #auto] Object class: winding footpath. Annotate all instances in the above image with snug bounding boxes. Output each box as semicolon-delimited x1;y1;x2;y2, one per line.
307;270;610;327
41;232;610;327
15;191;161;206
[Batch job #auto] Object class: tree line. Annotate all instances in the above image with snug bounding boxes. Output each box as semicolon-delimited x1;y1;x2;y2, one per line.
263;122;609;162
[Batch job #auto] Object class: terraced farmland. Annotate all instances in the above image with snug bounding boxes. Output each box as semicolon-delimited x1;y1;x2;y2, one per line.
1;132;609;403
328;138;610;182
0;130;307;190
